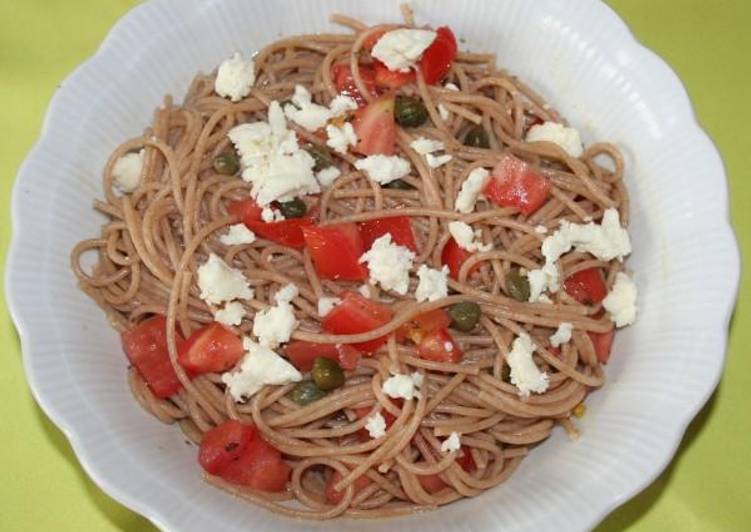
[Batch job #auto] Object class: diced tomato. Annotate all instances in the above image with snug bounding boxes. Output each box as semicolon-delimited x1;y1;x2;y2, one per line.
325;471;372;504
332;63;376;107
362;28;386;51
455;445;476;472
302;223;368;281
563;268;608;305
441;238;479;280
221;437;291;492
352;95;396;156
321;292;393;353
396;308;452;343
121;316;185;399
358;216;417;252
417;328;463;363
420;26;458;85
417;445;475;494
484;154;551;215
373;60;416;88
285;341;361;372
177;322;245;375
353;402;400;442
227;198;263;223
589;329;615;364
244;217;314;249
198;420;255;475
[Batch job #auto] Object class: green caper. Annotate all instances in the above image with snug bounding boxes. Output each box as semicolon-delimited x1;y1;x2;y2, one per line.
382;178;413;190
505;270;530;302
304;145;333;172
394;95;428;128
213;152;240;175
311;357;345;391
290;380;327;405
277;197;307;218
447;301;482;333
463;125;490;149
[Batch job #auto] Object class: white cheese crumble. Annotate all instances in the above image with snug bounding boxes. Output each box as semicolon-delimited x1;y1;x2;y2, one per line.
526;121;584;158
410;136;453;169
214;52;255;102
283;84;333;132
415;264;449;303
440;431;461;453
455;167;490;214
354;155;411;185
602;272;638;327
252;283;299;348
317;296;341;317
382;372;422;400
222;338;302;401
316;166;341;188
437;82;459;121
220;223;256;246
371;28;437;72
112;149;144;193
506;333;549;397
261;206;285;222
549;322;573;348
426;153;452;168
328;94;358;116
365;412;387;439
326;122;358;154
448;221;492;252
214;301;246;327
197;253;253;305
359;234;415;295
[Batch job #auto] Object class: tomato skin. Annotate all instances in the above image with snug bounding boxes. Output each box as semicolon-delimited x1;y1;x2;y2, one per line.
358;216;417;252
227;199;263;223
417;445;475;493
441;238;479;280
332;63;376;107
325;471;372;504
563;268;608;305
417;328;463;363
220;436;291;492
321;292;393;353
396;308;452;343
302;223;369;281
244;217;314;249
121;316;185;399
285;341;361;372
420;26;458;85
373;60;416;88
177;322;245;375
198;420;255;475
484;154;551;215
352;95;396;156
589;329;615;363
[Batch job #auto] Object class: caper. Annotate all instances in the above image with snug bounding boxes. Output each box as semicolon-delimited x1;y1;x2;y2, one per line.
213;152;240;175
311;357;345;391
382;178;413;190
394;95;428;128
304;145;333;172
277;197;307;218
463;125;490;149
447;301;482;333
505;270;530;302
290;380;327;405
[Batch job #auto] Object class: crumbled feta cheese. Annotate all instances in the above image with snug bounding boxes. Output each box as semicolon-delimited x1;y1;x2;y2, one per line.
274;283;299;304
220;224;256;246
252;283;299;348
526;121;583;158
326;122;358;154
382;373;422;400
214;52;255;102
526;266;559;303
426;153;452;168
410;372;424;388
222;338;302;401
506;333;549;397
371;28;437;72
317;296;341;317
328;94;358;116
365;412;387;439
197;253;253;305
410;137;445;155
415;264;449;302
358;284;372;298
112;149;144;193
444;82;460;92
549;322;573;348
448;221;492;252
283;85;333;132
455;167;490;213
316;166;341;188
535;225;548;234
214;301;246;327
261;207;285;222
603;272;638;327
354;155;411;185
359;234;415;295
437;82;459;121
440;432;461;453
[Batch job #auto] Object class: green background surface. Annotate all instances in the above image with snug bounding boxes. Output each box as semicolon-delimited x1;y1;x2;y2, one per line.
1;1;749;530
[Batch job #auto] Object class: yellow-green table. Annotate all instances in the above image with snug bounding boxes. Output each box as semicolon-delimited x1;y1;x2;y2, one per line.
1;1;749;530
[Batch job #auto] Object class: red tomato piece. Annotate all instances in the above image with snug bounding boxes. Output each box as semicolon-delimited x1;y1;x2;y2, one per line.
325;471;372;505
285;341;361;372
198;420;256;475
121;316;185;399
396;308;452;343
417;444;475;493
455;445;476;472
358;216;417;252
563;268;608;305
177;322;245;375
227;198;263;223
420;26;458;85
589;329;615;364
441;238;479;280
362;28;386;51
302;223;368;281
244;217;314;249
352;94;396;156
220;436;291;492
373;60;416;88
332;63;376;107
417;328;463;364
321;291;393;353
484;154;551;215
353;403;400;442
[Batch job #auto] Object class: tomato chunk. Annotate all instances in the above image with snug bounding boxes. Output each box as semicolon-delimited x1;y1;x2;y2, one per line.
198;420;255;475
227;199;263;223
352;95;396;156
325;471;372;504
244;217;314;249
121;316;185;399
589;329;615;364
178;322;245;375
358;216;417;252
332;63;376;107
420;26;458;85
353;401;401;442
221;436;291;492
396;308;452;343
302;223;368;281
484;154;550;215
285;341;361;372
417;328;463;363
321;292;393;353
563;268;608;305
373;60;416;88
418;445;475;493
441;238;479;280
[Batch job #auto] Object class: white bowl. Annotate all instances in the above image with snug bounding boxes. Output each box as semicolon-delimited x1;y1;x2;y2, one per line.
6;0;739;530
